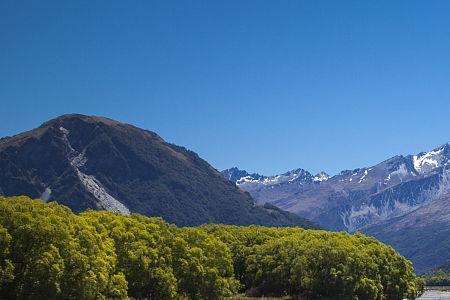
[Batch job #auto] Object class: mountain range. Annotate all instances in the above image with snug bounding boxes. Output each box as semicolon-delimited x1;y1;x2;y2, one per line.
2;113;450;273
223;143;450;273
0;114;315;228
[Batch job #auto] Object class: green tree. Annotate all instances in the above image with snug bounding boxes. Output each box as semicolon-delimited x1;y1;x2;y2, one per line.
0;225;14;294
0;196;424;300
0;196;127;300
81;211;177;300
173;228;239;299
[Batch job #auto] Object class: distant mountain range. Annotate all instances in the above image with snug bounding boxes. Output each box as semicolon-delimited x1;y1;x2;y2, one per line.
223;142;450;273
0;114;316;228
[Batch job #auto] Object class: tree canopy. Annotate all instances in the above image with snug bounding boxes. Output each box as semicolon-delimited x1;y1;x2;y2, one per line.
0;196;423;299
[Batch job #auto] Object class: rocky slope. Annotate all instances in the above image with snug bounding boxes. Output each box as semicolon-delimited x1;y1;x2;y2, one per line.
364;189;450;273
0;114;316;228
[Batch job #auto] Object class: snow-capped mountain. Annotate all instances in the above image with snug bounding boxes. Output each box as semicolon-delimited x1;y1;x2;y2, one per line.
222;167;329;188
313;171;331;182
412;143;450;174
223;142;450;272
221;167;266;185
224;143;450;230
222;167;330;205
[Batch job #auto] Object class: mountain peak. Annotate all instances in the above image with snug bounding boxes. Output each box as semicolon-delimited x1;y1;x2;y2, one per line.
43;114;122;126
221;167;265;183
412;143;450;174
0;115;315;228
313;171;330;182
222;167;320;190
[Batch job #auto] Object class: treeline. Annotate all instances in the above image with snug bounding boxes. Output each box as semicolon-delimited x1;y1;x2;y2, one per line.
422;261;450;286
0;196;423;300
423;272;450;286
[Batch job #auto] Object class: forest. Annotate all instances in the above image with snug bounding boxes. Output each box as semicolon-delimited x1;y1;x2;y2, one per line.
0;196;423;300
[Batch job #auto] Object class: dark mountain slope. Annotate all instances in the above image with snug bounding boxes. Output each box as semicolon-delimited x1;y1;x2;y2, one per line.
364;191;450;274
0;114;316;228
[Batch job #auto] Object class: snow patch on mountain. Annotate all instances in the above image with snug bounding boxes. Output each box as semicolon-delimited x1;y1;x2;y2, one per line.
230;168;318;187
236;176;261;184
358;170;369;183
413;146;446;174
262;175;282;185
342;167;450;232
59;126;130;214
225;167;330;187
314;172;330;182
224;141;450;233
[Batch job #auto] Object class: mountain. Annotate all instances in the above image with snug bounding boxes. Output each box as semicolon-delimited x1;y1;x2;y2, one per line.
364;190;450;273
0;114;316;228
223;142;450;272
223;145;450;231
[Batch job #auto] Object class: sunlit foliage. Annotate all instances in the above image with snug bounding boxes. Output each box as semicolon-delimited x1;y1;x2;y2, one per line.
0;196;423;300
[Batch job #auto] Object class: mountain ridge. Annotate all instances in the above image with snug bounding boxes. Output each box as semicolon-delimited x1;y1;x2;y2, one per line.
223;141;450;230
0;114;316;228
223;141;450;272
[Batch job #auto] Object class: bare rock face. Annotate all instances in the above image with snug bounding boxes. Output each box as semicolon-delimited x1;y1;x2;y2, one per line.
0;114;316;228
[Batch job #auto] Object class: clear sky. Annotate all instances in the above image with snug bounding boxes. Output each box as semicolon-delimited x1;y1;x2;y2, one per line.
1;1;450;175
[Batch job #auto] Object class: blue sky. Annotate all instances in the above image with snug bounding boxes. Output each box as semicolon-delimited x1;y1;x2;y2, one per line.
1;1;450;175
